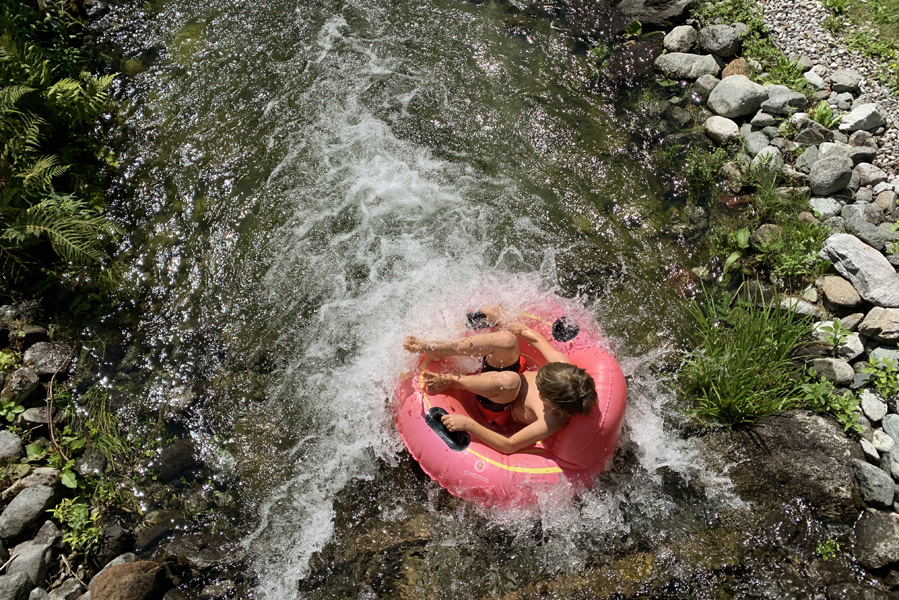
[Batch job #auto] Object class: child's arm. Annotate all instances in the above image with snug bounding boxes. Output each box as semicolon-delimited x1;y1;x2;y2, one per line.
441;413;565;455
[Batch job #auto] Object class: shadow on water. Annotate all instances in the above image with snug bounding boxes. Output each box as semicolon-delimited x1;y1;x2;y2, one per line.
84;0;860;598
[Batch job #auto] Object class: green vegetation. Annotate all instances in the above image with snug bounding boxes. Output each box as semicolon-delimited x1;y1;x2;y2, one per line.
817;320;851;356
0;0;120;295
678;290;814;426
809;100;842;129
830;0;899;92
691;0;812;93
755;219;830;281
862;356;899;398
684;147;731;200
797;375;861;432
816;538;841;559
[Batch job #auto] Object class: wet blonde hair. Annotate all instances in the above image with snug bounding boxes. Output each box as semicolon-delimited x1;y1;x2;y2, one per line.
535;362;597;416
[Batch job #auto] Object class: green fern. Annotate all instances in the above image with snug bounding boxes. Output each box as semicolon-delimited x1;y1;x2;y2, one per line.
2;194;118;265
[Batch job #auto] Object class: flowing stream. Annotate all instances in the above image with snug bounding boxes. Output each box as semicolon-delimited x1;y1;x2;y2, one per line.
95;0;743;597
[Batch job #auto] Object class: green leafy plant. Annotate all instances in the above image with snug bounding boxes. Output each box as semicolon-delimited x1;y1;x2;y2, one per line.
862;356;899;398
683;146;731;199
809;100;842;128
816;538;840;560
49;497;102;556
679;289;814;426
723;227;752;274
817;319;851;356
886;240;899;255
797;374;861;432
624;20;643;38
0;399;24;422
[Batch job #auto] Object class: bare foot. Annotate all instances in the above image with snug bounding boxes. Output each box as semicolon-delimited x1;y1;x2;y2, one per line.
422;371;455;393
403;335;433;354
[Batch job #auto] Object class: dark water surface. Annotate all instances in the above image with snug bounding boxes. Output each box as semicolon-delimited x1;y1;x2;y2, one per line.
95;0;733;597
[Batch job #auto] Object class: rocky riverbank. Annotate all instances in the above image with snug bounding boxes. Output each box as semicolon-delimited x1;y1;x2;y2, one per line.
648;6;899;596
0;304;249;599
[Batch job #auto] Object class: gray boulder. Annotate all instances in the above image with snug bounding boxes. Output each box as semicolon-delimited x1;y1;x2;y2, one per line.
859;307;899;343
818;141;852;161
663;25;697;53
750;146;783;173
803;70;826;89
707;75;768;118
7;542;52;587
830;68;863;93
617;0;693;25
853;459;894;508
760;91;808;116
698;24;741;57
0;486;56;539
853;509;899;568
701;410;861;521
840;103;887;133
22;343;69;380
30;589;49;600
703;115;739;144
742;130;769;156
856;163;889;187
820;234;899;307
844;219;899;252
884;414;899;443
809;358;854;385
794;121;833;145
47;577;81;600
849;146;878;165
692;74;719;101
810;156;853;196
0;573;31;600
795;145;820;173
655;53;721;80
0;368;39;405
0;430;23;459
809;197;842;220
841;202;883;226
750;112;777;128
860;390;888;422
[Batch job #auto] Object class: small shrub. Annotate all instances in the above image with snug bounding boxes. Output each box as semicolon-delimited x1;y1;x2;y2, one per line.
817;319;851;356
862;356;899;398
823;15;843;31
797;374;861;432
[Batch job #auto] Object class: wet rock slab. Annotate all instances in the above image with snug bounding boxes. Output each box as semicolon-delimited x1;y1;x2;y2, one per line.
700;410;861;521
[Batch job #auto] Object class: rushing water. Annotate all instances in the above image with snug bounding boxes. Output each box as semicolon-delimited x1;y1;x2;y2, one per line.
96;0;741;597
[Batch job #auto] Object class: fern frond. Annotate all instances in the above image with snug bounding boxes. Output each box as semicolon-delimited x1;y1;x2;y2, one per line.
2;194;113;264
0;85;35;112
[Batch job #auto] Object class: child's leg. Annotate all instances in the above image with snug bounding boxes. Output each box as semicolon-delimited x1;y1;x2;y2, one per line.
422;370;520;405
404;330;519;368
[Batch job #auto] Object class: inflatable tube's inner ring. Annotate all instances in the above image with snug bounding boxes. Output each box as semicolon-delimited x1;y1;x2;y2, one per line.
552;317;579;342
425;407;471;451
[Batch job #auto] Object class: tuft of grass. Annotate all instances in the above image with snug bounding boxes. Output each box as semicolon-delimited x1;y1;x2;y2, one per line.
679;289;814;426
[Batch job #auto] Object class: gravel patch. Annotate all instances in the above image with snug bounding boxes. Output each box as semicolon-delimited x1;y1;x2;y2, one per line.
758;0;899;177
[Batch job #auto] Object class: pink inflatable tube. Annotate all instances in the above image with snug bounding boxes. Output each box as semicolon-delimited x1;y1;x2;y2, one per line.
395;304;627;509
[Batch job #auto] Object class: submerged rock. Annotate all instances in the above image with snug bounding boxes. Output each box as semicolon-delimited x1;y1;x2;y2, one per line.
701;410;861;521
